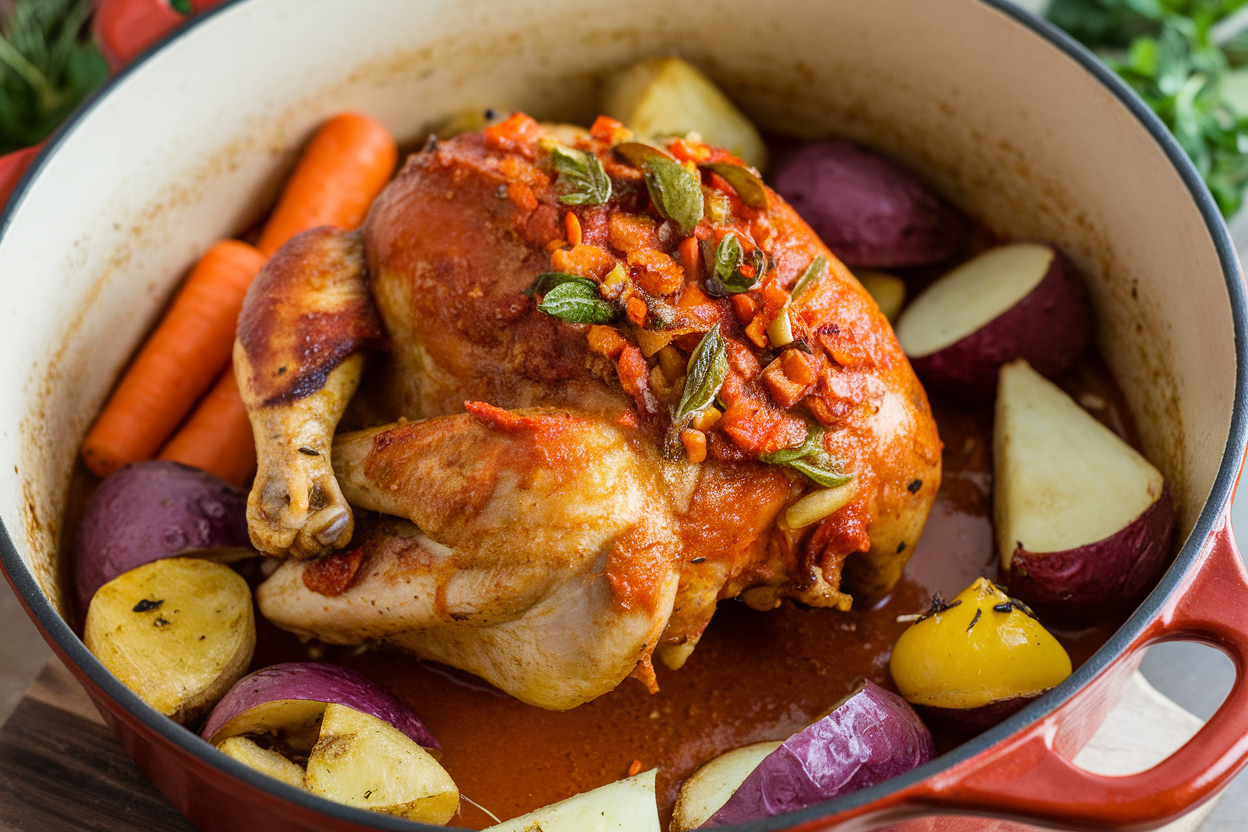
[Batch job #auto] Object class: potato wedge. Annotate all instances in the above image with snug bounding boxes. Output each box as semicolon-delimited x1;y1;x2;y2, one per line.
305;703;459;824
216;736;306;788
672;742;782;832
484;770;660;831
84;557;254;724
602;57;767;171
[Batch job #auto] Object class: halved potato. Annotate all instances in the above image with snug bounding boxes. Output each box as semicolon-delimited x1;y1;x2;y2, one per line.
854;270;906;322
601;57;767;171
484;769;661;831
216;736;306;788
83;557;254;724
889;578;1072;734
895;243;1090;401
671;742;782;832
305;703;459;824
995;360;1174;621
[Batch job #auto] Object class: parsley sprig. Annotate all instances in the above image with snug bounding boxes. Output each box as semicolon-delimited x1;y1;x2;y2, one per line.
1048;0;1248;215
0;0;108;154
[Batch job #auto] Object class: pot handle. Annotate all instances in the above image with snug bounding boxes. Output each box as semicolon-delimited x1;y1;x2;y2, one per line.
910;516;1248;830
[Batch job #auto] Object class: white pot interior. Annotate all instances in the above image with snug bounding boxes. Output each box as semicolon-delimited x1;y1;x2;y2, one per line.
0;0;1235;626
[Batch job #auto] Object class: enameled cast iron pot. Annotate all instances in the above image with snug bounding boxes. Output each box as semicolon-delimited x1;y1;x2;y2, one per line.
0;0;1247;829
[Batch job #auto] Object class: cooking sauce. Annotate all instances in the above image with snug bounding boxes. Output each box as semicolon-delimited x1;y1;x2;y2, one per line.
240;354;1134;830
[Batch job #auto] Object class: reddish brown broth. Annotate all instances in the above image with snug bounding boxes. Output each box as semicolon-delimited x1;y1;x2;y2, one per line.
237;355;1134;830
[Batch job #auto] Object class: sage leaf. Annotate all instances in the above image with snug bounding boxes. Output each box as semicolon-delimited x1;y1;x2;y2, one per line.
702;232;756;296
791;254;827;300
761;425;853;487
673;324;729;422
537;278;616;324
549;144;611;205
701;162;768;209
525;272;584;296
614;142;703;233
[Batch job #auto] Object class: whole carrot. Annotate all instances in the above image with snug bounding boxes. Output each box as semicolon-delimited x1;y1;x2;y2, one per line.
158;366;256;488
256;112;397;256
81;240;266;478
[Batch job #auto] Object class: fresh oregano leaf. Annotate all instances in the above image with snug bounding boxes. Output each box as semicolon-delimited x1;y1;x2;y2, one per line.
614;142;704;232
761;425;853;487
791;254;827;300
536;278;616;324
525;272;584;296
549;144;611;205
701;162;768;209
673;324;729;422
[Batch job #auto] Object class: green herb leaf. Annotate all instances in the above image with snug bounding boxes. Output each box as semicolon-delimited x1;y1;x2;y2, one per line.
169;0;194;15
761;426;853;487
703;232;758;295
791;255;827;300
0;0;108;154
673;324;729;422
549;144;611;205
614;142;704;232
536;278;617;324
700;162;768;209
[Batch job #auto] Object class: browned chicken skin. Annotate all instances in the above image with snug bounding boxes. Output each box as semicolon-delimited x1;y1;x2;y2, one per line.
236;113;941;709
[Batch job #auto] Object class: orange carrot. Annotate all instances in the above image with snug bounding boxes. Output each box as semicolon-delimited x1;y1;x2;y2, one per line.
158;365;256;487
81;240;266;478
256;112;397;256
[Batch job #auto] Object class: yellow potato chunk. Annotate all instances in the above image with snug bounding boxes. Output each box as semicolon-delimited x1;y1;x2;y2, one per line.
484;769;661;831
602;57;768;171
84;558;255;724
305;704;459;824
216;736;306;789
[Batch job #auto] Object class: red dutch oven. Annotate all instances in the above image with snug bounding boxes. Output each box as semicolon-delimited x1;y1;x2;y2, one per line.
0;0;1246;830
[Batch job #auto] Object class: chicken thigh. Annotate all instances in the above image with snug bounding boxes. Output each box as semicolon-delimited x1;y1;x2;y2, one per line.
236;113;942;709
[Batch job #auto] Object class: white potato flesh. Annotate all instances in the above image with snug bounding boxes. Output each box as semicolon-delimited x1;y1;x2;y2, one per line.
994;360;1165;565
83;557;255;724
671;742;783;832
602;57;768;171
855;270;906;322
484;769;661;832
216;736;306;788
304;703;459;824
895;243;1054;358
209;698;328;753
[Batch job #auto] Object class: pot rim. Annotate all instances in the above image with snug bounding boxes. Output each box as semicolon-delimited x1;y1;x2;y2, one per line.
0;0;1244;829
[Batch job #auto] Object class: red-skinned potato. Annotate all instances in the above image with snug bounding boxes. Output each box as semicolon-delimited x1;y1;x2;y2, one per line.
73;460;251;612
201;662;440;751
889;578;1072;734
895;243;1091;402
698;681;934;827
671;742;782;832
769;140;968;268
995;360;1174;622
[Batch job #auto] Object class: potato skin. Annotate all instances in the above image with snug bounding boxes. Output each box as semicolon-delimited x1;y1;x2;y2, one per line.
73;460;249;613
84;557;255;725
770;140;968;269
1004;487;1175;624
907;248;1091;403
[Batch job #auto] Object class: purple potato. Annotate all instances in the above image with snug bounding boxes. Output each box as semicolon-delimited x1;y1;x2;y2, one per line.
770;140;968;268
73;460;250;611
201;662;440;751
701;681;934;827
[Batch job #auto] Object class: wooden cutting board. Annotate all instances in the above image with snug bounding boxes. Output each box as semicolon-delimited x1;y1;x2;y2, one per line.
0;659;1218;831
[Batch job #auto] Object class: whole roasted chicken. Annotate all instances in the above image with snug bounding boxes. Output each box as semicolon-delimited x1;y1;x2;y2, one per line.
236;113;941;710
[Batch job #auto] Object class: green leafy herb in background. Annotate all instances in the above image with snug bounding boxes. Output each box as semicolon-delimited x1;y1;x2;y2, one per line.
0;0;109;154
1047;0;1248;215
